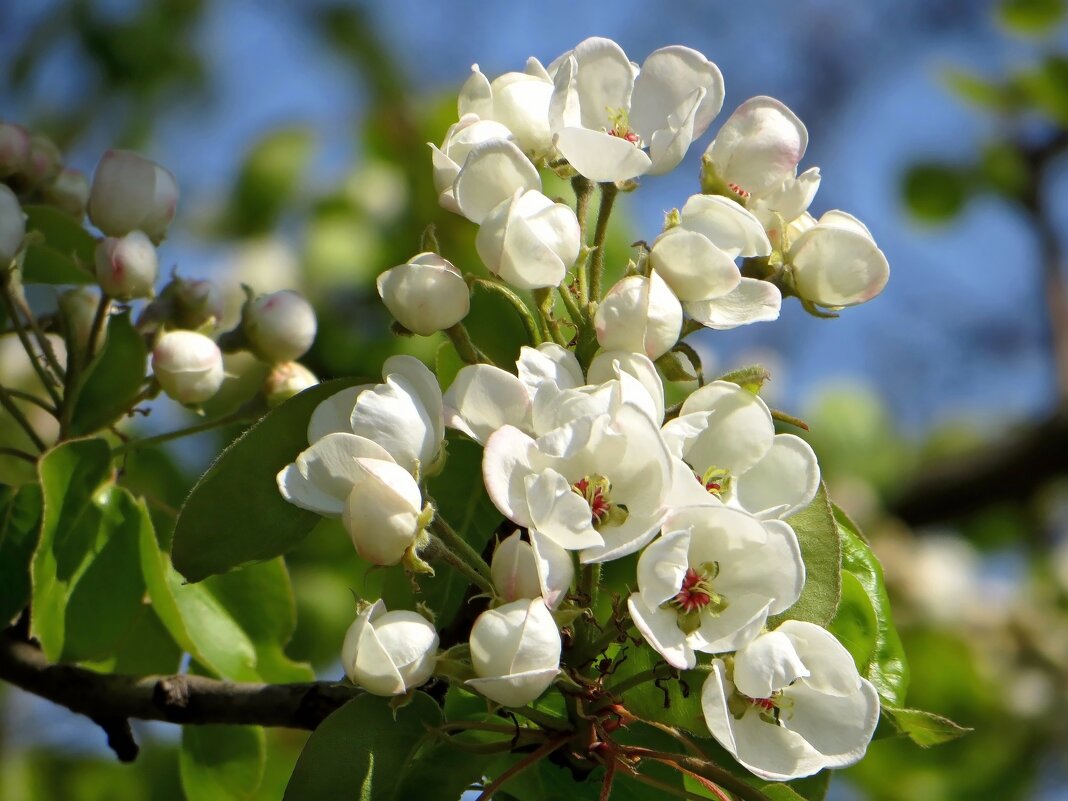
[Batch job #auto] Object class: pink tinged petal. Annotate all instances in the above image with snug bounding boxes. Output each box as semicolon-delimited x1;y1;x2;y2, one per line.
555;126;652;183
628;594;695;670
458;64;494;118
685;277;782;330
817;209;873;240
707;96;809;198
649;227;741;302
307;385;367;442
525;469;603;551
637;528;691;607
518;343;584;393
735;434;820;519
778;619;866;696
631;46;724;142
679;194;772;258
644;87;704;176
277;432;392;516
569;37;636;129
454;139;540;224
491;532;543;603
733;630;811;700
483;425;541;527
790;224;889;308
529;530;575;609
444;364;533;444
679;381;775;476
589;351;666;425
782;679;880;767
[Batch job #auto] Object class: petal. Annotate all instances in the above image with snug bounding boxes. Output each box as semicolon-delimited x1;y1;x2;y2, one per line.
465;667;560;707
662;456;722;508
454;139;540;224
510;599;563;673
351;374;435;475
679;194;772;258
525;469;603;551
685;277;782;330
458;64;493;118
569;37;635;129
383;354;445;445
706;96;809;197
778;620;866;696
555;126;652;183
376;261;470;336
631;46;724;142
678;381;775;476
628;594;694;670
644;87;703;176
601;403;673;511
483;425;541;527
588;351;665;425
529;529;575;609
734;434;820;519
637;528;691;608
690;594;773;655
729;703;827;781
753;519;806;615
444;364;533;444
790;224;889;308
581;507;666;563
661;412;712;459
277;433;392;516
753;166;822;229
649;227;740;302
782;679;879;767
307;385;367;442
518;343;584;392
733;630;811;699
817;209;873;240
351;615;407;696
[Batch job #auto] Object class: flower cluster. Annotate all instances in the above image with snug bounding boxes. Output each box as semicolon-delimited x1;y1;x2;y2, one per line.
278;36;886;784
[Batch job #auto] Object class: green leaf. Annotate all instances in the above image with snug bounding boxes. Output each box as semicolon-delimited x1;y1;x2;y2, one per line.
828;571;878;671
434;340;464;391
943;70;1015;112
224;128;314;236
71;311;148;435
283;693;442;801
768;484;841;628
172;377;366;582
607;643;709;736
714;365;770;394
30;438;114;660
0;483;41;625
902;163;972;224
20;205;96;285
833;505;910;707
1014;55;1068;126
998;0;1066;34
180;725;266;801
882;706;971;747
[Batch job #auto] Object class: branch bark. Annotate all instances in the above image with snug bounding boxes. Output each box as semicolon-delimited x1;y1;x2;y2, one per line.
0;627;360;761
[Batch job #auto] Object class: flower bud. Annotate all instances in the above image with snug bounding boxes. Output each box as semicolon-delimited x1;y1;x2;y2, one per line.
341;600;439;696
458;61;555;156
342;458;427;566
376;253;470;336
466;598;561;707
43;168;90;219
152;330;225;405
429;114;514;213
264;361;318;407
244;290;317;363
95;231;158;300
490;531;573;609
475;189;580;290
0;123;30;176
88;149;179;242
595;271;682;360
0;185;26;266
24;135;62;188
59;287;106;352
787;211;889;308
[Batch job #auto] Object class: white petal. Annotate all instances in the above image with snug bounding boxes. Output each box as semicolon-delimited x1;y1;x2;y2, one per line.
661;413;712;460
568;37;635;129
706;96;808;198
444;364;532;444
778;620;866;696
458;65;493;118
753;166;822;229
277;433;392;516
525;469;603;550
662;456;722;508
790;224;889;308
588;351;665;425
491;532;543;603
628;594;694;670
383;355;445;446
529;529;575;609
602;403;672;511
685;277;781;330
754;519;806;615
581;507;666;563
594;272;682;360
518;343;584;392
690;594;773;655
376;260;470;336
817;209;873;240
783;679;879;767
351;374;434;475
465;668;560;707
631;46;724;142
483;425;541;527
649;227;740;302
679;194;772;259
733;630;811;699
454;139;540;224
678;381;775;476
555;126;652;183
307;386;367;442
644;88;702;176
510;599;563;674
344;458;424;565
730;703;827;781
735;434;820;519
636;528;691;608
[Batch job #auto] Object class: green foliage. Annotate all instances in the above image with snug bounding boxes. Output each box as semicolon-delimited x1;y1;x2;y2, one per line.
881;706;971;748
171;377;366;582
608;643;710;736
222;129;315;237
180;725;266;801
0;482;42;624
283;693;443;801
1014;55;1068;125
902;164;971;224
20;204;96;284
71;310;148;435
998;0;1066;34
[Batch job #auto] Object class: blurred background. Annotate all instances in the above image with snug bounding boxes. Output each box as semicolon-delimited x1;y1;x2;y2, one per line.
2;0;1068;799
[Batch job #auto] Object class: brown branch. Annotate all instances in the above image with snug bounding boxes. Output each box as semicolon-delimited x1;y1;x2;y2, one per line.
0;627;360;761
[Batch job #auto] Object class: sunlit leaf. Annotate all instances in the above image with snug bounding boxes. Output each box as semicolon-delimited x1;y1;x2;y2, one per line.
998;0;1066;34
882;706;972;747
180;725;266;801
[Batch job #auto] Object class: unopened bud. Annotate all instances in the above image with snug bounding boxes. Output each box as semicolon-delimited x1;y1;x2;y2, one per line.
376;253;470;336
95;230;158;300
88;149;179;243
244;290;316;363
0;123;30;177
59;287;106;352
23;135;62;188
152;330;224;405
171;277;224;330
0;185;26;265
264;361;318;407
43;168;90;219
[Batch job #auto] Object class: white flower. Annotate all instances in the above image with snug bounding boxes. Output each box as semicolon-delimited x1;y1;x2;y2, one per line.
491;530;574;609
152;330;223;405
453;139;541;224
466;598;561;707
786;211;889;308
475;189;580;290
376;252;470;335
306;355;443;477
87;149;179;243
277;432;394;517
459;60;555;156
628;506;805;669
264;361;318;407
701;621;880;781
0;184;26;265
483;402;671;562
549;38;724;182
342;600;438;696
750;167;822;232
244;290;317;363
94;230;158;300
661;380;820;520
343;457;428;565
430;114;514;214
595;271;682;360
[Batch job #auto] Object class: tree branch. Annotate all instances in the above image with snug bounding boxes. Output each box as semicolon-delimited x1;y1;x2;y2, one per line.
0;628;360;761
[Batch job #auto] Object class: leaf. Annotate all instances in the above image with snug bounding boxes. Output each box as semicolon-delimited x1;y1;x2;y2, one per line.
998;0;1066;34
172;377;366;582
767;484;841;628
224;128;314;236
71;310;148;435
943;70;1014;112
833;505;910;707
30;438;114;660
0;483;42;625
828;571;878;671
180;725;266;801
1014;55;1068;126
607;643;709;736
882;706;971;747
20;204;96;285
283;693;442;801
902;163;971;224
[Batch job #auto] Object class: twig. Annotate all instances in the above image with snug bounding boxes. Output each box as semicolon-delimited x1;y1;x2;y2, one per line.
111;411;254;455
473;735;568;801
0;385;47;451
0;272;62;407
588;182;618;301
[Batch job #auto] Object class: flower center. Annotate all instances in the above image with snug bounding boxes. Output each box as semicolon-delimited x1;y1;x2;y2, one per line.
727;182;751;200
695;465;732;497
572;474;628;529
728;689;787;724
606;108;640;145
665;561;728;634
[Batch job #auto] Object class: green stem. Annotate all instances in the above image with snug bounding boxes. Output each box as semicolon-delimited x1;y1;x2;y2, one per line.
588;182;619;302
112;411;254;455
424;533;494;595
532;288;568;346
473;735;569;801
0;273;62;408
0;446;38;464
624;748;774;801
0;385;47;451
556;283;584;328
572;176;594;303
85;295;111;364
2;388;57;416
444;323;485;365
59;296;110;440
604;669;661;698
428;512;492;580
510;705;571;732
9;288;65;381
469;278;542;346
579;562;601;608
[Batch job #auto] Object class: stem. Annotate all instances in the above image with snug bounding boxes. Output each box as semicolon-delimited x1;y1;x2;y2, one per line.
588;182;618;302
616;766;715;801
511;704;571;731
469;278;542;346
10;288;65;381
2;387;57;416
428;511;493;580
572;176;594;303
424;533;495;595
0;447;37;464
0;273;62;407
0;385;47;451
623;747;774;801
557;283;584;327
444;323;485;365
604;669;661;698
59;296;111;439
580;562;601;608
473;736;568;801
532;288;568;346
112;411;254;455
85;294;111;364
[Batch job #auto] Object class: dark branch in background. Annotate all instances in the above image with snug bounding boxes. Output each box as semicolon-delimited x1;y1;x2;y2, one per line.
0;627;360;762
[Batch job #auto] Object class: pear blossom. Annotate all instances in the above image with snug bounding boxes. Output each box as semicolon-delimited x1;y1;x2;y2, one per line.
0;184;26;265
628;505;804;669
594;271;682;360
453;139;541;224
662;380;820;519
263;361;318;407
277;431;395;517
475;189;581;290
343;457;429;565
430;114;515;214
152;330;224;405
750;166;822;232
459;60;555;156
786;210;889;308
94;230;158;300
88;149;178;243
467;598;561;707
376;252;470;335
548;38;724;182
342;600;439;696
483;402;671;562
701;621;880;780
490;530;574;609
244;289;317;363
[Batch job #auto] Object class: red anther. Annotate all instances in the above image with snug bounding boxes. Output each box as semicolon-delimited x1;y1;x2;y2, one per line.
727;182;751;199
752;697;776;711
608;129;640;144
673;567;713;613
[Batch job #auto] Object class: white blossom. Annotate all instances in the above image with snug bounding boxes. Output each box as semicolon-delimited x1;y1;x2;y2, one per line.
244;289;317;363
459;60;555;156
430;114;514;214
343;457;428;565
453;139;541;224
490;530;574;609
342;600;438;696
152;330;223;405
594;271;682;360
376;252;470;335
264;361;318;407
466;598;561;707
88;149;178;243
787;210;889;308
94;230;158;300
